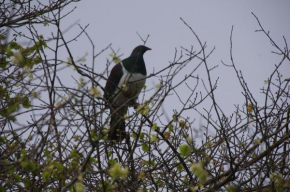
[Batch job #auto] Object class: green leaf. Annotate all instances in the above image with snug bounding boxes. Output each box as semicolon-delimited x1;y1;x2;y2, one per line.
151;123;158;131
109;53;121;64
0;186;6;192
177;163;184;172
11;51;24;66
179;144;192;157
108;158;117;166
42;171;50;181
69;149;79;158
179;120;186;128
0;136;5;144
10;116;17;122
137;104;150;115
34;55;42;64
23;177;31;187
191;162;208;184
142;143;150;152
172;114;178;122
108;150;113;157
40;39;47;48
226;185;237;192
140;132;145;140
109;163;129;180
0;58;8;68
21;161;36;172
55;162;64;173
22;97;31;108
14;174;21;182
9;41;19;50
90;157;98;164
0;86;7;98
168;124;173;132
7;165;16;174
7;102;20;115
44;148;52;159
144;160;155;166
75;182;84;192
150;134;158;142
5;46;13;56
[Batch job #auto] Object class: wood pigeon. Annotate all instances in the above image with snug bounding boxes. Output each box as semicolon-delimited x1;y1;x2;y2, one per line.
104;45;151;141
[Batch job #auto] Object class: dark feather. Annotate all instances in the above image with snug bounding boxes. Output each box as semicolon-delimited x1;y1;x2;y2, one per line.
104;63;123;103
107;107;127;141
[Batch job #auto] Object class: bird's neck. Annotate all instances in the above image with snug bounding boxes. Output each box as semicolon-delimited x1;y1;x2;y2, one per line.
123;55;147;76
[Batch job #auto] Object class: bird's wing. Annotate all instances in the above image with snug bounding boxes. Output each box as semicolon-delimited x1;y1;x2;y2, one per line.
104;63;124;102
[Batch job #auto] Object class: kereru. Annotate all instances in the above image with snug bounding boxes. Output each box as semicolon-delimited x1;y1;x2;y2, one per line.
104;45;151;141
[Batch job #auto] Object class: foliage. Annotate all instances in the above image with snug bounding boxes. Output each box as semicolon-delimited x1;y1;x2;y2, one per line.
1;1;290;192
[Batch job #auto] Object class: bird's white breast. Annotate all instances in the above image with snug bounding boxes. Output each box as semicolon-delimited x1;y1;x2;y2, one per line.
113;63;146;106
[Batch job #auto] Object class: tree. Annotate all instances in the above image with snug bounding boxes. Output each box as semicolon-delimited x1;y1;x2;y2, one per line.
1;1;289;191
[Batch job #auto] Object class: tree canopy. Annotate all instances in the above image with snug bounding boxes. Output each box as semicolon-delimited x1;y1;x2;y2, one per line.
0;1;290;191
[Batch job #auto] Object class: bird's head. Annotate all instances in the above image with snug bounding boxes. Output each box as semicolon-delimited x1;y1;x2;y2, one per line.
131;45;151;56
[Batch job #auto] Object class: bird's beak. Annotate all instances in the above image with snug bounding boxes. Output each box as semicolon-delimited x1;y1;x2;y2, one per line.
147;47;152;51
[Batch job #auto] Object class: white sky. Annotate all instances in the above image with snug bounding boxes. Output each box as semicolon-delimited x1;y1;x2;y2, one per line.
30;1;290;129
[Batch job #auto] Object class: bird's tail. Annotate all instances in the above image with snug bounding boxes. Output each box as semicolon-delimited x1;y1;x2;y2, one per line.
108;107;128;141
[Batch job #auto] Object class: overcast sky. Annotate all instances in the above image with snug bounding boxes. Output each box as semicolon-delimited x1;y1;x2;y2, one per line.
37;1;290;127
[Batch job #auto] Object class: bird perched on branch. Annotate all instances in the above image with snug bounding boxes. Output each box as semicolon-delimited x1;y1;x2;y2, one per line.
104;45;151;141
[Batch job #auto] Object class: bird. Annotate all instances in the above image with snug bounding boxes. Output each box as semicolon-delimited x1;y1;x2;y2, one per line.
104;45;151;141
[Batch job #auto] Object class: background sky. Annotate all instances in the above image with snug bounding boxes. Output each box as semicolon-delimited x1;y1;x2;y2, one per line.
35;1;290;129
